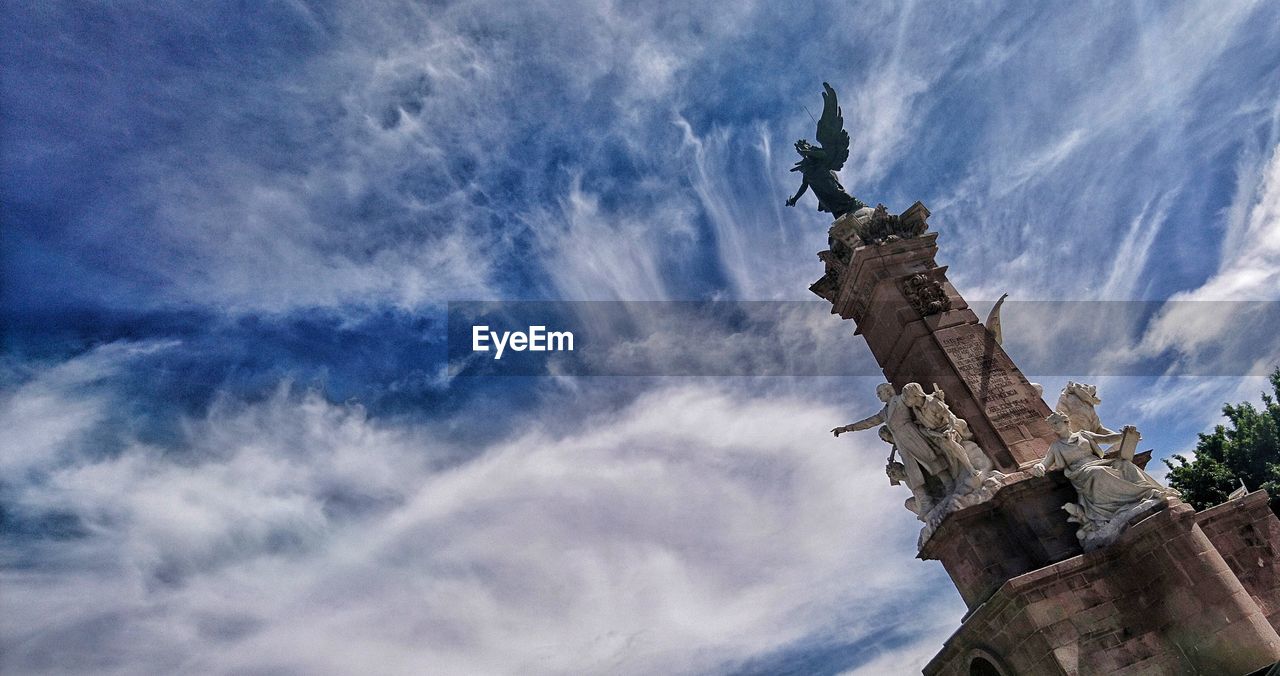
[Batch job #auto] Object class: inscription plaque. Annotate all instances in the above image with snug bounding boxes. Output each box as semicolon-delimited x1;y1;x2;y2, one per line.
938;328;1040;429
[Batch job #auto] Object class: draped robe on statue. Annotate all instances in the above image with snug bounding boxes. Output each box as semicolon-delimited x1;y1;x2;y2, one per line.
1042;430;1169;527
882;395;948;483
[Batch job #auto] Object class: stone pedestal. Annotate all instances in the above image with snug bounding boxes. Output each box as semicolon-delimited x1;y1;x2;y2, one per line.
923;500;1280;676
918;472;1084;609
1195;491;1280;632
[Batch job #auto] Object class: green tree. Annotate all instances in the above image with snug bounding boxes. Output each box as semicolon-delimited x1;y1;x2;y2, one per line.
1164;368;1280;517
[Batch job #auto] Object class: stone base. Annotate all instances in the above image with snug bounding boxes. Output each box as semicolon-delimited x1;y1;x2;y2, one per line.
1076;496;1168;553
924;501;1280;676
917;471;1012;549
918;472;1085;609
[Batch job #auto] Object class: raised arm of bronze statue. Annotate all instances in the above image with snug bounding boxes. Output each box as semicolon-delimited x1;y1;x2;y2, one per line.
785;178;808;207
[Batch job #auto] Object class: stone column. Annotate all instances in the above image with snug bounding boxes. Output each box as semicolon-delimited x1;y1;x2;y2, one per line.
812;230;1054;471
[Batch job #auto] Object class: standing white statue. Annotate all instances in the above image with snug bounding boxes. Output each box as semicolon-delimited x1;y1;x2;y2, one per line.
833;383;951;517
1031;411;1177;550
834;383;1013;547
875;425;927;515
903;382;991;490
833;382;1006;521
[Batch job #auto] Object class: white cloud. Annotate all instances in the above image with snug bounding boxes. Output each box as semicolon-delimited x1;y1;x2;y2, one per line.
932;1;1272;301
0;340;177;476
2;348;961;674
528;178;690;302
1162;139;1280;304
1130;137;1280;374
842;66;931;189
836;618;958;676
9;2;1280;674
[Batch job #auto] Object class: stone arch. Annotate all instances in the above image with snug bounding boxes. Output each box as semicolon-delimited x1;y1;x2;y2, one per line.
967;648;1009;676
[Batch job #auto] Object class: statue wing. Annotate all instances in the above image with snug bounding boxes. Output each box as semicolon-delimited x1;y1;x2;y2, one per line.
985;293;1008;345
817;82;851;170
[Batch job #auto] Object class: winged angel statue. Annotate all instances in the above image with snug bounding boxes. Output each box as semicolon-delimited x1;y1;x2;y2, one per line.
785;82;865;218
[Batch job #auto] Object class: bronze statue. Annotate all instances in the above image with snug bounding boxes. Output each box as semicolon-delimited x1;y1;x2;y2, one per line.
785;82;864;218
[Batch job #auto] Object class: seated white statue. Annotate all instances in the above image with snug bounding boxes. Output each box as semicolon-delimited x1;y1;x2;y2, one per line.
1031;411;1176;546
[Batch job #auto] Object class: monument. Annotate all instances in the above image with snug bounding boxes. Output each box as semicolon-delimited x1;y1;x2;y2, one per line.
792;83;1280;675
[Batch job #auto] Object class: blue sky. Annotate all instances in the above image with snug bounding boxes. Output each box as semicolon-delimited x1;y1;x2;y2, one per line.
3;2;1280;674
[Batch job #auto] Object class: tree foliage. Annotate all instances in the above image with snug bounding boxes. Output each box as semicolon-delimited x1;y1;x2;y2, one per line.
1164;368;1280;517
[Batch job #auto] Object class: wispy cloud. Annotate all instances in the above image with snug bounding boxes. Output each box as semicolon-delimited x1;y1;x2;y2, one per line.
1;346;957;674
930;1;1276;301
1129;121;1280;379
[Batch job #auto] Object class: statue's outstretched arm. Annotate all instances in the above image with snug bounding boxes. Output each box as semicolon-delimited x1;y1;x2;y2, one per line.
786;179;808;207
832;409;885;436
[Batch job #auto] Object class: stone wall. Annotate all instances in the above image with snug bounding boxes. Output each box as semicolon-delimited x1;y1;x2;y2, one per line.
1196;491;1280;633
919;473;1082;609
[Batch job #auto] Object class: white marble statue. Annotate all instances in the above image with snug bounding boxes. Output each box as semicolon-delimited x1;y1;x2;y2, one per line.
1055;381;1115;435
834;383;1015;547
876;425;924;515
1031;411;1177;550
833;382;1008;527
953;417;996;474
905;382;993;486
833;383;949;517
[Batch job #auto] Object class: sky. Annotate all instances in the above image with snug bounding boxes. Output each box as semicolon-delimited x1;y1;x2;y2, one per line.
3;1;1280;674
